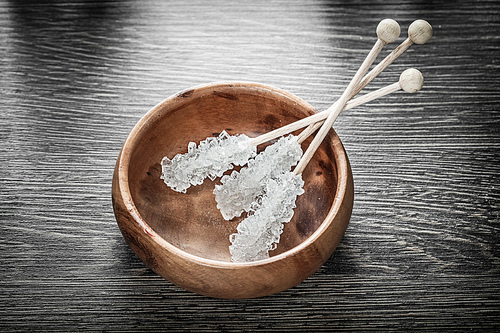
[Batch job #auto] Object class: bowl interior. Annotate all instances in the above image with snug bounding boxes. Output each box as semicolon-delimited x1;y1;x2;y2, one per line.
125;83;339;262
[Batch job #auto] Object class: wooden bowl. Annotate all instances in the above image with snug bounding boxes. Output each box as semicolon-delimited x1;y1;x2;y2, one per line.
112;82;354;299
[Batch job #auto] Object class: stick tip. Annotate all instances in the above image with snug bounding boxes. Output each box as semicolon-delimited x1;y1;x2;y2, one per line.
399;68;424;93
408;19;433;44
376;19;401;44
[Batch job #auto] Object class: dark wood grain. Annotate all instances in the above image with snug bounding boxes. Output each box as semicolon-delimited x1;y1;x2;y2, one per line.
1;0;499;331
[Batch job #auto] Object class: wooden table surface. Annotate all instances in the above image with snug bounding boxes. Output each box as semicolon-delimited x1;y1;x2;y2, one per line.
1;0;499;331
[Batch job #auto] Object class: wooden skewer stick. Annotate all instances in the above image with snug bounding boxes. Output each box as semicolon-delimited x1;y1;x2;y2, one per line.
249;20;432;148
354;19;432;97
293;19;401;175
295;19;433;143
296;68;424;144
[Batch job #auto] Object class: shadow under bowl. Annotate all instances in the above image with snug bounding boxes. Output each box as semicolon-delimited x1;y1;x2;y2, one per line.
112;82;354;299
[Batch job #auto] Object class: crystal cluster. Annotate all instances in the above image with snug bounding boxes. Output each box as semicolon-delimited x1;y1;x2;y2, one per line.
229;171;305;262
214;135;303;220
160;131;256;193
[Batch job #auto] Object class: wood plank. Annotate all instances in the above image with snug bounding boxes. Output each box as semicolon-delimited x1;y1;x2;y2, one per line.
1;0;499;331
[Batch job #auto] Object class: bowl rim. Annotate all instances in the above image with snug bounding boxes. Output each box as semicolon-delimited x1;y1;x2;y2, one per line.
116;81;350;268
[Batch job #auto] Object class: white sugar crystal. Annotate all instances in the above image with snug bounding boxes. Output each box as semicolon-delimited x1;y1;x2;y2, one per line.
214;135;303;220
229;171;305;262
160;131;256;193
